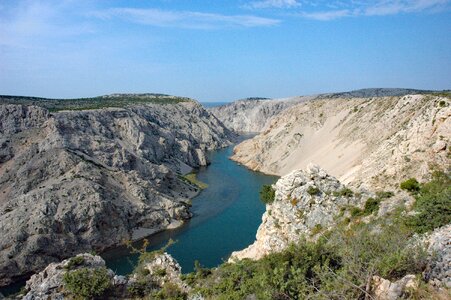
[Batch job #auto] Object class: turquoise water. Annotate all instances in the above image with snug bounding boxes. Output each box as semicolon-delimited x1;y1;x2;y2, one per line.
103;145;277;274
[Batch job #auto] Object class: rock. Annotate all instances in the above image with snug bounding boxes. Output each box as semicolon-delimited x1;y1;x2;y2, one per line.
0;105;48;135
0;101;235;287
23;252;189;299
432;140;447;153
136;253;189;293
424;224;451;288
208;96;315;133
371;274;418;300
231;94;450;190
230;165;361;261
209;89;429;134
23;254;112;300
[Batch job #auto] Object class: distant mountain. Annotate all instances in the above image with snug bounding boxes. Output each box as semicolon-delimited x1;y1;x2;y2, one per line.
322;88;438;98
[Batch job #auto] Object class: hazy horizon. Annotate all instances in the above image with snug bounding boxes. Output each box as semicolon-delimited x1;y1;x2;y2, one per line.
1;0;450;102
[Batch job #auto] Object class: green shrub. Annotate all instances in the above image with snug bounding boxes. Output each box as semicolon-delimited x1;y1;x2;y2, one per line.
307;186;320;196
154;268;167;277
363;197;381;215
439;100;446;107
63;267;111;298
127;280;150;297
375;191;394;199
350;206;363;217
404;171;451;233
333;188;354;197
310;224;323;235
400;178;420;192
193;238;340;299
260;185;276;204
65;256;85;270
154;282;186;300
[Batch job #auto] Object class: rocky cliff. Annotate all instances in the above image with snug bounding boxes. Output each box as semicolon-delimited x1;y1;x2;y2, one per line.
230;164;364;261
0;100;234;286
207;89;439;134
230;165;450;293
232;94;450;189
207;96;315;133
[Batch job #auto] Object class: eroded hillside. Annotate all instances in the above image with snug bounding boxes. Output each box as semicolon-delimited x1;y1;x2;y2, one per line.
232;94;450;189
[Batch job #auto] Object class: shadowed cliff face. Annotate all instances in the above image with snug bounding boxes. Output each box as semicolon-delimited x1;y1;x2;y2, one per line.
0;101;235;286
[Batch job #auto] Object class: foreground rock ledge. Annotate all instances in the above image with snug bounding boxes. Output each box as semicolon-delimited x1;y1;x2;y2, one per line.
21;252;187;299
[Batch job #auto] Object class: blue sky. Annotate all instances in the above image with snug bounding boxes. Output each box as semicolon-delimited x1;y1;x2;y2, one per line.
0;0;450;101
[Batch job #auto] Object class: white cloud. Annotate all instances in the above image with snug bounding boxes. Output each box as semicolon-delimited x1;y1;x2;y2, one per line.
299;9;351;21
91;8;280;29
298;0;450;20
0;1;94;48
246;0;301;9
364;0;450;16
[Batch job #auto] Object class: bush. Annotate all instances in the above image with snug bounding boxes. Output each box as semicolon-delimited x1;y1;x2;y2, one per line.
350;206;363;217
404;171;451;233
333;188;354;197
375;191;394;199
154;282;186;300
310;224;323;235
65;256;85;270
193;238;340;299
363;197;381;215
307;186;320;196
400;178;420;192
260;185;276;204
63;267;111;298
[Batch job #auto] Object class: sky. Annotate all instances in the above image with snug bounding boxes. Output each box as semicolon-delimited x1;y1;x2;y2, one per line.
0;0;450;102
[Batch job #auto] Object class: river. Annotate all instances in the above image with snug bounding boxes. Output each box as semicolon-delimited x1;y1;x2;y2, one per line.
0;143;277;295
102;144;278;274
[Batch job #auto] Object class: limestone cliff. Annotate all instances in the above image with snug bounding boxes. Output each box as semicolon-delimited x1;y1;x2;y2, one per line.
230;164;363;261
207;96;315;133
232;94;450;189
208;89;436;134
0;101;234;286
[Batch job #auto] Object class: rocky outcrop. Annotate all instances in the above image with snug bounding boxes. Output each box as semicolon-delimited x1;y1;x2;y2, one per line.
232;94;450;189
129;253;189;294
22;252;187;299
208;96;315;133
23;254;112;300
371;275;418;300
230;164;362;261
0;101;234;286
424;224;451;288
0;105;49;136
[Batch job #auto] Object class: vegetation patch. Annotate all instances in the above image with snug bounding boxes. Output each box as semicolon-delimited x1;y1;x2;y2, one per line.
0;94;190;111
187;215;427;300
63;267;111;299
182;173;208;189
64;256;85;270
333;187;354;197
404;171;451;233
400;178;420;192
307;186;320;196
260;185;276;204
